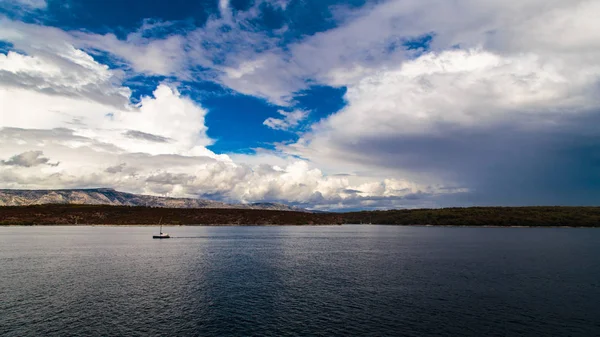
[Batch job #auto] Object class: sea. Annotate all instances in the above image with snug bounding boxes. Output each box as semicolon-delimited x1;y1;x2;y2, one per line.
0;225;599;336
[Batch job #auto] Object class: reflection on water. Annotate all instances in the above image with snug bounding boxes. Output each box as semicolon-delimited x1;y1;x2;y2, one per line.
1;225;599;336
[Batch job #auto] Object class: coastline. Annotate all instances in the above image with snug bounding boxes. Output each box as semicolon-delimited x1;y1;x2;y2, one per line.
3;204;600;227
0;223;595;228
0;223;343;227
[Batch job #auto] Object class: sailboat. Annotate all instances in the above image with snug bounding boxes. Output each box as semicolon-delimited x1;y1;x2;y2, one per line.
153;217;170;239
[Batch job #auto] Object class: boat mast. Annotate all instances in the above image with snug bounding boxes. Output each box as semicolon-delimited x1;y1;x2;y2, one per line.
159;217;163;234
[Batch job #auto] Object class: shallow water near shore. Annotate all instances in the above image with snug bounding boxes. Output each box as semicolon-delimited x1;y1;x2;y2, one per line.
1;225;599;336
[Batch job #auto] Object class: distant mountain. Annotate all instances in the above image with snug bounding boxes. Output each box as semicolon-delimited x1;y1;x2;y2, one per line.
0;188;305;212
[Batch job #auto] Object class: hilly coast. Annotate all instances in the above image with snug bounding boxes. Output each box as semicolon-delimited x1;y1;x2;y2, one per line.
2;202;600;227
0;188;304;211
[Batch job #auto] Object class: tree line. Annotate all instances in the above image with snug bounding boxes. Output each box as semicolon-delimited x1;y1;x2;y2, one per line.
2;205;600;227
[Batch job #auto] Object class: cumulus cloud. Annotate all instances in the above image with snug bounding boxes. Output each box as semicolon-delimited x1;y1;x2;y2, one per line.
0;49;130;109
0;38;229;196
319;48;597;136
2;0;600;209
0;45;214;157
187;0;600;106
284;44;600;205
0;29;438;209
263;109;309;131
113;84;214;156
1;150;55;167
227;0;599;207
0;18;186;77
3;0;598;107
0;127;438;209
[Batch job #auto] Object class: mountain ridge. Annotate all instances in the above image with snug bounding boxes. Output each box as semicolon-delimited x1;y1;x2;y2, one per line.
0;188;305;212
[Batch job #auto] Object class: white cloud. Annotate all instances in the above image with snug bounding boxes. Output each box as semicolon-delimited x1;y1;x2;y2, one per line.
235;0;600;207
109;84;214;156
219;0;231;21
22;0;46;8
3;0;598;107
0;33;439;209
1;150;54;167
0;128;437;209
3;0;600;208
0;0;46;10
188;0;600;106
74;31;187;76
0;48;130;109
0;45;215;158
263;109;309;131
0;18;187;77
284;45;600;179
327;48;597;135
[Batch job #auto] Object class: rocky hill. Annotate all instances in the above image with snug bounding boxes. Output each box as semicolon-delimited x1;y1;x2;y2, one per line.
0;188;304;212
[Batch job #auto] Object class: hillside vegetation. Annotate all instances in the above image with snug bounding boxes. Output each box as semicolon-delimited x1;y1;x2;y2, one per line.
0;205;342;226
2;205;600;226
343;207;600;227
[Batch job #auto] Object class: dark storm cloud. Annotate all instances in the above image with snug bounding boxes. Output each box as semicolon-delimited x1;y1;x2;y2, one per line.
333;110;600;206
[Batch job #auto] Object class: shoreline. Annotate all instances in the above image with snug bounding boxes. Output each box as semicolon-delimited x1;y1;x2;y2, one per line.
0;223;342;227
4;205;600;227
0;224;596;228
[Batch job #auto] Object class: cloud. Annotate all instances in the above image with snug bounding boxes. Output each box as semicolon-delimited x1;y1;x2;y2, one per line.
188;0;600;106
17;0;46;8
219;0;231;21
1;150;54;167
2;0;600;209
263;109;309;130
0;127;441;208
0;46;214;157
146;172;195;185
3;0;598;107
0;31;442;209
113;84;214;156
74;30;187;76
0;49;130;109
0;9;292;105
0;0;46;10
105;163;126;174
123;130;171;143
0;18;186;77
283;44;600;205
322;48;597;136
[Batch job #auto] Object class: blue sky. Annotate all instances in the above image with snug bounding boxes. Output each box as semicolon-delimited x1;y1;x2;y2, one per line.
1;0;599;210
0;0;358;154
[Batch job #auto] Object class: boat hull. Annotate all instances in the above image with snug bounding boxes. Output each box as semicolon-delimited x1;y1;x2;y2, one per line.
152;235;170;239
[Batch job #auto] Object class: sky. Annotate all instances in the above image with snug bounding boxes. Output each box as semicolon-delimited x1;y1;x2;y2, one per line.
0;0;599;210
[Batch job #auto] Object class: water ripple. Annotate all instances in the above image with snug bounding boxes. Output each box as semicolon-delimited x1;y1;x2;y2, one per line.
0;226;599;336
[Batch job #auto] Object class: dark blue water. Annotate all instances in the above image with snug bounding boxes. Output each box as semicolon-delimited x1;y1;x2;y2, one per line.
1;225;599;336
